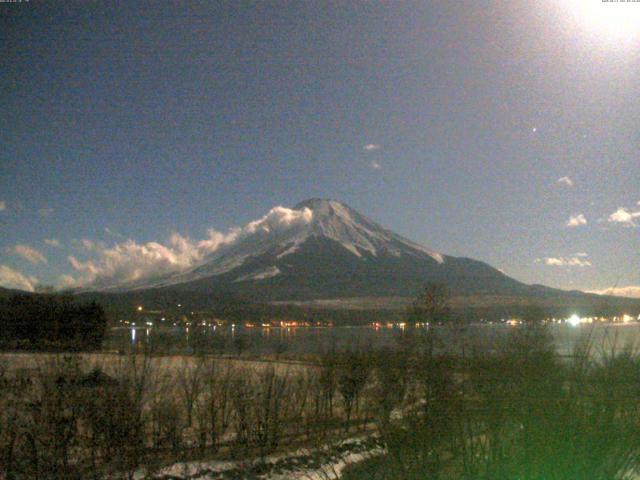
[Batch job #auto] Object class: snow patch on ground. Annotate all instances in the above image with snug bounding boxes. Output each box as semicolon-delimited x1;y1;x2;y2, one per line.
268;446;385;479
143;435;385;480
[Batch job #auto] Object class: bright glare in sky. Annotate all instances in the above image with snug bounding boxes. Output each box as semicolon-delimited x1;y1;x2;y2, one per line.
565;0;640;42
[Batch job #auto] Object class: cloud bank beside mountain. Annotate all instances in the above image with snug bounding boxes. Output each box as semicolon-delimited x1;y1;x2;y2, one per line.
63;206;313;289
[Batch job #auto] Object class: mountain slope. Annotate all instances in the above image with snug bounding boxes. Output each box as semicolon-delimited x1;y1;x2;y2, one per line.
127;198;544;301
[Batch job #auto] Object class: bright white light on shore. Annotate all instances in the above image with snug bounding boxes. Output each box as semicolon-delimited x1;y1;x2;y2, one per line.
567;314;581;327
137;305;143;312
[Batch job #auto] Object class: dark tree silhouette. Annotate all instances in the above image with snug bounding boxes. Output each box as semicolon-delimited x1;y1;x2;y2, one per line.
0;294;107;350
407;283;451;325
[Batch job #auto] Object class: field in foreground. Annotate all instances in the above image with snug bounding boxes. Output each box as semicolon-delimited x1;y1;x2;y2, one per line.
3;323;640;479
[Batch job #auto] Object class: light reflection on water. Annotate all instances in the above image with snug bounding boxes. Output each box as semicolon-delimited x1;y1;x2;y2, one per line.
107;322;640;357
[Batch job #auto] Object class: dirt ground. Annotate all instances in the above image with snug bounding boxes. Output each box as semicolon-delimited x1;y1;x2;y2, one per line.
0;351;314;379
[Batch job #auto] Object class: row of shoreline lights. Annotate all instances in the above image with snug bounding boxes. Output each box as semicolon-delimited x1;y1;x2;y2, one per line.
566;314;637;327
134;305;637;329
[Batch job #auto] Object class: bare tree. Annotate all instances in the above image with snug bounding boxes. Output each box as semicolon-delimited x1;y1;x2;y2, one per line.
371;348;409;427
252;366;291;457
229;370;254;459
177;356;205;427
337;350;371;431
408;282;451;326
195;358;234;452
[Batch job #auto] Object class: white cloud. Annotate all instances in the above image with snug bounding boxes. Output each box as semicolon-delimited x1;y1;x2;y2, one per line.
66;234;206;288
8;244;48;265
242;206;313;235
363;144;381;151
44;238;62;248
557;176;574;187
566;214;587;227
370;160;381;170
587;286;640;298
65;206;314;289
608;207;640;227
0;201;5;211
536;255;592;267
0;265;38;292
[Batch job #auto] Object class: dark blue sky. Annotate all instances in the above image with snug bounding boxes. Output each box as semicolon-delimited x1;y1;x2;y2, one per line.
1;1;639;294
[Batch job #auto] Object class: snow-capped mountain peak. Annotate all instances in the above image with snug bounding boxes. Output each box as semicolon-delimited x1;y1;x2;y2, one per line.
294;198;443;261
207;198;444;281
135;199;444;289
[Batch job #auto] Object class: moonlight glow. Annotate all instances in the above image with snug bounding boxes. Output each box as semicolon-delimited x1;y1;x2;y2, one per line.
564;0;640;42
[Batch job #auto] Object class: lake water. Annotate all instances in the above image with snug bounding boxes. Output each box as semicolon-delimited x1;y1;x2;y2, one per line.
105;322;640;358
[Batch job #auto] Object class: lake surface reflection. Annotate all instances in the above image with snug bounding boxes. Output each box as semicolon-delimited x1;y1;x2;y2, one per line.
105;322;640;357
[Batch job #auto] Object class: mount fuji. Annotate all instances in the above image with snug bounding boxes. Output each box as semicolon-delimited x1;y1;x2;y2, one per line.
115;198;551;302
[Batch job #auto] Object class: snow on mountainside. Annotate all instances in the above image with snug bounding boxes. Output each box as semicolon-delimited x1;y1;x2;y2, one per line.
233;266;282;282
293;199;444;262
137;198;446;290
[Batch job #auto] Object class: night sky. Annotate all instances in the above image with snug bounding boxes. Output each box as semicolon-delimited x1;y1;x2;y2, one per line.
1;1;639;295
